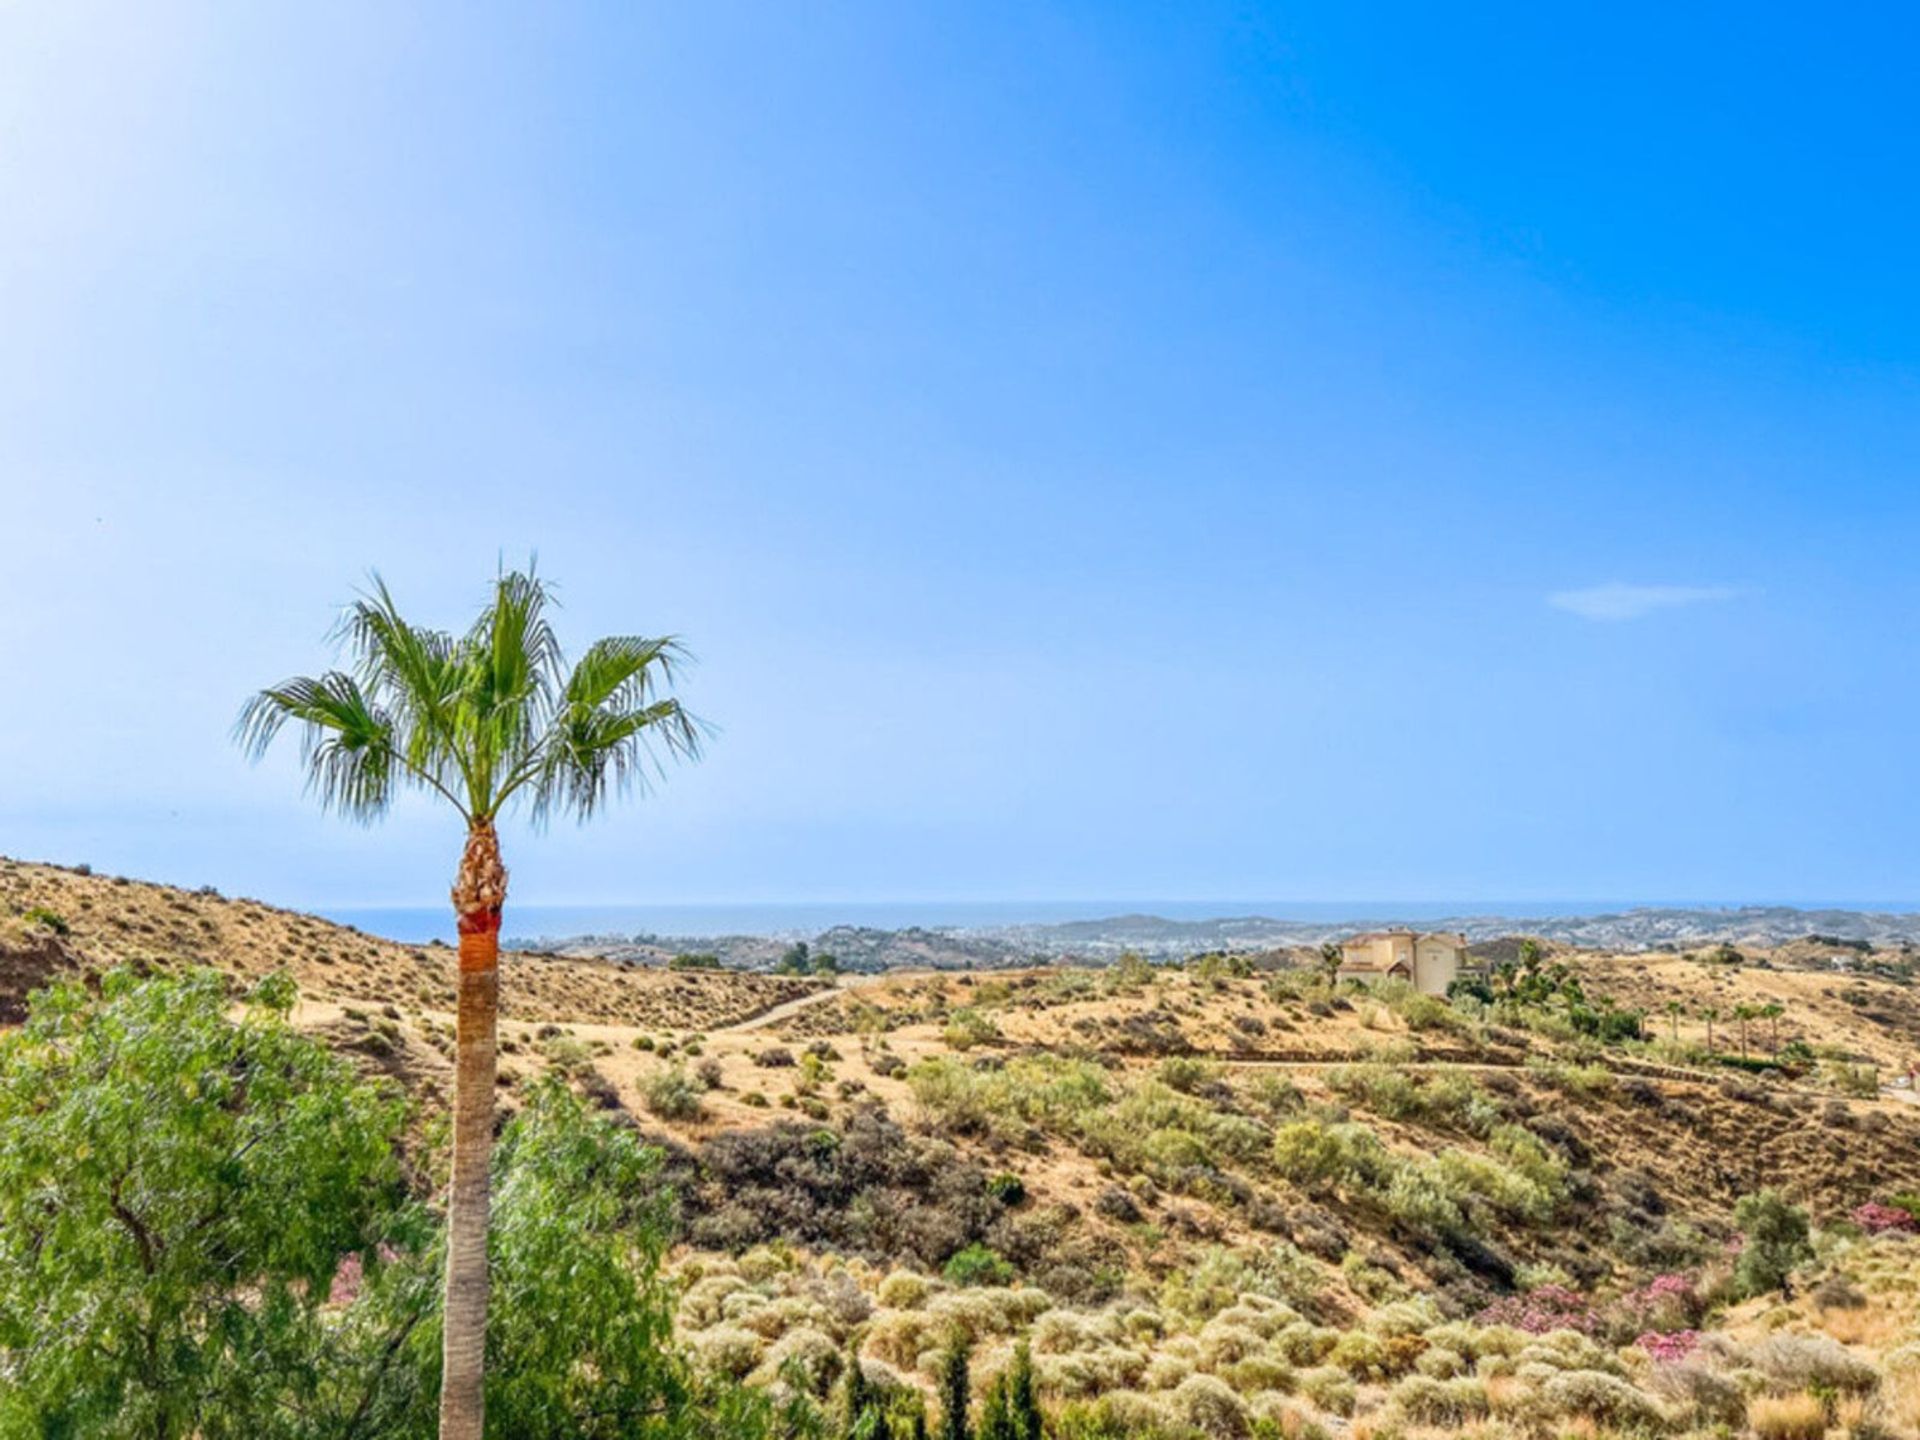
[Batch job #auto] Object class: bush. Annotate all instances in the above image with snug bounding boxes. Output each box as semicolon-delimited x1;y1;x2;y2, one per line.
1752;1335;1881;1395
1537;1370;1666;1430
877;1270;934;1309
944;1008;1002;1051
20;905;69;935
1293;1365;1356;1415
987;1172;1028;1207
1390;1374;1488;1426
1734;1189;1812;1296
1643;1361;1747;1427
691;1324;764;1380
1169;1374;1248;1438
642;1065;706;1120
943;1243;1015;1288
687;1109;999;1266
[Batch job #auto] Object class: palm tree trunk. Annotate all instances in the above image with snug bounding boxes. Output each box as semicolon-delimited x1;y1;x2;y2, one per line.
440;823;508;1440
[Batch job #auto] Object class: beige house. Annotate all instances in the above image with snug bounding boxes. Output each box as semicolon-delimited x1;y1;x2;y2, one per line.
1336;929;1467;996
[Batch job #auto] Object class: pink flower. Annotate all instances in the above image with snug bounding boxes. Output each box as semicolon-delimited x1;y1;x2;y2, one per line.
1616;1272;1700;1328
1853;1202;1917;1234
1477;1285;1595;1334
1637;1330;1700;1363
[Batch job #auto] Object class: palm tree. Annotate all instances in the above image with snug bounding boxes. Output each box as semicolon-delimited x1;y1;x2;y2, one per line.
1663;1000;1685;1043
1701;1005;1721;1054
1760;1001;1785;1054
1733;1003;1756;1061
238;569;701;1439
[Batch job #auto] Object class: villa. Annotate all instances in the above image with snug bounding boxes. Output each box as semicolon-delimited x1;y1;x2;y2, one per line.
1337;929;1469;996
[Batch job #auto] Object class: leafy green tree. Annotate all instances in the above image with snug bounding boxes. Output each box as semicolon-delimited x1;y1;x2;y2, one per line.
240;568;701;1440
0;969;415;1440
1733;1189;1813;1297
350;1076;768;1439
937;1332;972;1440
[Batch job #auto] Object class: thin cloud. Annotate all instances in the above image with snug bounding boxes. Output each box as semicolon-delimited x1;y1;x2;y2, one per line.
1548;583;1743;622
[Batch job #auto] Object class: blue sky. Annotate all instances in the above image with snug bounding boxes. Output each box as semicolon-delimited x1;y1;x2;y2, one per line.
5;3;1919;911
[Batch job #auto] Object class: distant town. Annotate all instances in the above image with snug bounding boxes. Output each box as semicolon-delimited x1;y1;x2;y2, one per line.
513;903;1920;973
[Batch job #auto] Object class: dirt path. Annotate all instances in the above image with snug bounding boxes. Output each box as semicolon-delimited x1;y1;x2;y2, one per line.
723;982;849;1033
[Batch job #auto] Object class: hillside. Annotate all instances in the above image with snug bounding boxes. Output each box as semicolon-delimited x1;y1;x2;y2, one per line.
0;857;825;1032
6;857;1920;1438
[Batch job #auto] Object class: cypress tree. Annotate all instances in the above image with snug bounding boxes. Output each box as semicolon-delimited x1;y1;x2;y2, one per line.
976;1377;1013;1440
938;1332;972;1440
843;1337;872;1438
1007;1341;1042;1440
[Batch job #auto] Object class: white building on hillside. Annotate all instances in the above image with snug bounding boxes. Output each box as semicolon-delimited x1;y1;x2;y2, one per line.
1336;929;1468;997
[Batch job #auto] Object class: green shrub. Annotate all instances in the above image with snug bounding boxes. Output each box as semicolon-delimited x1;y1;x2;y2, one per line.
944;1007;1001;1051
987;1172;1027;1207
20;905;69;935
1156;1056;1220;1094
1734;1189;1812;1297
1169;1373;1248;1438
1390;1374;1488;1426
642;1065;706;1121
943;1243;1015;1288
1535;1370;1665;1430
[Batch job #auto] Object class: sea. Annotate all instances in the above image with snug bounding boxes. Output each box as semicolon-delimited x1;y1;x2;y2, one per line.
314;897;1905;947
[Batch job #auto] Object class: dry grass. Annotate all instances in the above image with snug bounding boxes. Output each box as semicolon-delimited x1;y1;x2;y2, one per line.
1749;1391;1828;1440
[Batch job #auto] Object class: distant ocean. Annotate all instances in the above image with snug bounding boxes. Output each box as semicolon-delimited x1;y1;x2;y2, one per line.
315;898;1915;947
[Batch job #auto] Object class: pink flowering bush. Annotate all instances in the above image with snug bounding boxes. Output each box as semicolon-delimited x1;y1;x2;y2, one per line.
1476;1284;1595;1334
1637;1329;1701;1363
1852;1202;1917;1234
1615;1273;1702;1332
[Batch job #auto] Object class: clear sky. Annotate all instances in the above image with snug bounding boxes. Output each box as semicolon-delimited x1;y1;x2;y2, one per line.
5;4;1919;911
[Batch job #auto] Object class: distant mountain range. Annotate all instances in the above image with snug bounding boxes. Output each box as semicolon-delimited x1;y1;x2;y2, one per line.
515;903;1920;971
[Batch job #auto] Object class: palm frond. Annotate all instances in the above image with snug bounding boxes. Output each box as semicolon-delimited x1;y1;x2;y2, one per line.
235;672;398;822
519;635;704;822
241;566;704;828
532;697;703;822
561;635;685;713
452;567;566;813
338;575;474;797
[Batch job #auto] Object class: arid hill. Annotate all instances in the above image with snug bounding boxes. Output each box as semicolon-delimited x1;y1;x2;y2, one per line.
0;856;824;1032
7;856;1920;1438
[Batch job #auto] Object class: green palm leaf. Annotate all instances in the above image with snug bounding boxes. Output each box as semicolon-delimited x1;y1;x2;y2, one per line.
238;566;702;826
